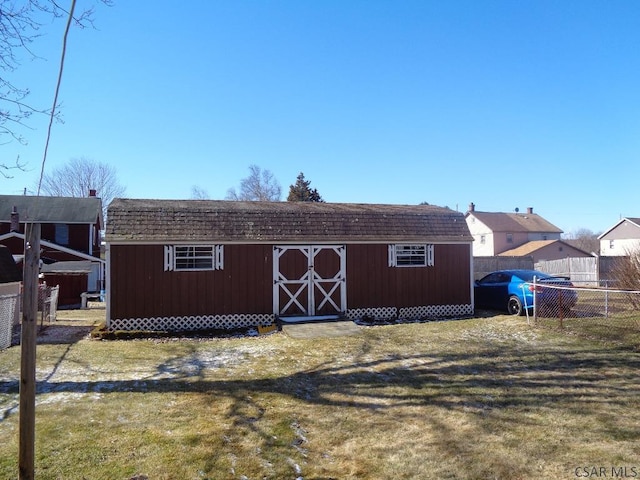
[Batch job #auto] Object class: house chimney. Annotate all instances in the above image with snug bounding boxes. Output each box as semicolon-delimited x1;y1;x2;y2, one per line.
89;189;97;197
10;206;19;232
527;207;533;214
468;202;475;212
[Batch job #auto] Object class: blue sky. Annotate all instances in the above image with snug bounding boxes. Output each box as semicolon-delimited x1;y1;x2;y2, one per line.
2;0;640;235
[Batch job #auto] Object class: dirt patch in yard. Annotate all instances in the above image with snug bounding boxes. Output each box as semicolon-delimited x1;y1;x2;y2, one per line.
11;302;106;345
282;320;361;338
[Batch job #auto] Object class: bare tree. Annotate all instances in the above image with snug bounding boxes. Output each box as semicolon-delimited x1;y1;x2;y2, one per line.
39;157;125;218
0;0;111;168
226;165;282;201
610;247;640;308
563;228;601;254
190;185;210;200
0;156;27;178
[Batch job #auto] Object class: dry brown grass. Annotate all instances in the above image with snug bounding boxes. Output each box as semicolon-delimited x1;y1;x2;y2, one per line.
0;311;639;479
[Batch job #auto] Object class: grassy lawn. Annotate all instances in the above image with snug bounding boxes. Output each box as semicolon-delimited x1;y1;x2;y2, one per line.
0;310;639;479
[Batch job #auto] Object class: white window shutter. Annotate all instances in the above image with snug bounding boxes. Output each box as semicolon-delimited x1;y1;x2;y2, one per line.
215;245;224;270
164;245;174;271
388;244;397;267
427;244;435;266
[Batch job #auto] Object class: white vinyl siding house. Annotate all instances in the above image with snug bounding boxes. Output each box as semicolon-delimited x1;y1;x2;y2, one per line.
598;218;640;256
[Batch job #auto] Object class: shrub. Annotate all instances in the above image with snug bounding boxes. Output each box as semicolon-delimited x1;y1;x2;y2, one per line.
610;248;640;309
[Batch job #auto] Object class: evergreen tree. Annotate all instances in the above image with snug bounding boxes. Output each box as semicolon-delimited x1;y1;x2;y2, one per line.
287;172;324;202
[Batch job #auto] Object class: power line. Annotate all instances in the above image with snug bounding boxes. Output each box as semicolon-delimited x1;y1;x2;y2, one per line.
36;0;77;196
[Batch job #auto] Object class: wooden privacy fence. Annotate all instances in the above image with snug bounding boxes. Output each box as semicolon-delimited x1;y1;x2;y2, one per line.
535;257;598;284
535;256;620;285
473;256;534;280
474;256;621;284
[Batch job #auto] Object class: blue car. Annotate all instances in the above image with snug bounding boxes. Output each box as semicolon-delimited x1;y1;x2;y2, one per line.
474;269;577;316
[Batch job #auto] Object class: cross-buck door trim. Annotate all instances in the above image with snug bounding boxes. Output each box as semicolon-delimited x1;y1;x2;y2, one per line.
273;245;346;317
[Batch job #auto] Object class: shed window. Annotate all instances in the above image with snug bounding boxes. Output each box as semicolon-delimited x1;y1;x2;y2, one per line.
164;245;224;271
388;244;434;267
506;233;513;244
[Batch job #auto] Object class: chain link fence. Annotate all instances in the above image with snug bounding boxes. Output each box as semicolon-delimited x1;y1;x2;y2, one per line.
0;293;20;350
525;281;640;345
0;285;61;349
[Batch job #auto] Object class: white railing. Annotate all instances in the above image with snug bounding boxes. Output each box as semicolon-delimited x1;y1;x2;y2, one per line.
0;293;20;349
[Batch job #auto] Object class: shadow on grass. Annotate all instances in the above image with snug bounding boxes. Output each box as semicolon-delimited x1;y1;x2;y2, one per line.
1;342;638;413
2;335;639;479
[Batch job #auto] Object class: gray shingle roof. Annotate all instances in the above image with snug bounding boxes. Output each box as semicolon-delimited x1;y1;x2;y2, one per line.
106;199;473;243
0;195;103;225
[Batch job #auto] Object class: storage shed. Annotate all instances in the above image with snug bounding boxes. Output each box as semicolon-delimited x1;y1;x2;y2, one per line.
105;199;474;331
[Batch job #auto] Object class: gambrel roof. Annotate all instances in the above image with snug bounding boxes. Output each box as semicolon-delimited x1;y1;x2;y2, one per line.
466;211;562;234
0;195;103;226
106;199;473;243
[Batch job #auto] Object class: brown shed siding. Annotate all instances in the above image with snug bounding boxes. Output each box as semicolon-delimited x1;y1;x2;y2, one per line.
109;244;273;319
110;241;471;321
346;244;471;309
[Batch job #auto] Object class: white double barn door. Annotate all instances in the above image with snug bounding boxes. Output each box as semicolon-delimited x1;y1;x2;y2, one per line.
273;245;346;317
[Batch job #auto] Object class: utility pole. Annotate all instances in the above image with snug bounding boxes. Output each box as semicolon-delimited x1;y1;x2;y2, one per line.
19;222;40;480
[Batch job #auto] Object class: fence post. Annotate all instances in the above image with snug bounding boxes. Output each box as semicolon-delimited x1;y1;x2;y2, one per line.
559;290;564;329
533;276;538;324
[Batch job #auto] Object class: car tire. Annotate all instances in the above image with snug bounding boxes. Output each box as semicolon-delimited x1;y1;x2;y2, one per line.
507;296;523;316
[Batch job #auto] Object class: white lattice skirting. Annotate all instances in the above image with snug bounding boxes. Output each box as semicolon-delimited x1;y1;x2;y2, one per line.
109;304;473;332
108;313;276;332
398;304;473;319
346;307;398;320
347;304;472;322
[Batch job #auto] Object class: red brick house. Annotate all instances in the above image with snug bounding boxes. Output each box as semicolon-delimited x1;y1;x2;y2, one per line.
0;193;104;307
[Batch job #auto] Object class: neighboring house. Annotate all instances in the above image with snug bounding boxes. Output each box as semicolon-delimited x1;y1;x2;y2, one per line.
498;239;592;262
465;203;563;257
0;193;105;306
598;217;640;256
106;199;474;332
0;245;21;285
